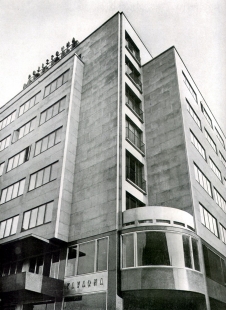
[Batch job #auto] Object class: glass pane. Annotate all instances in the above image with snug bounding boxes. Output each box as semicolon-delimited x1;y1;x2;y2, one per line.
29;208;38;228
18;126;25;139
0;188;7;204
50;163;58;181
166;233;184;267
55;128;62;144
50;251;60;278
24;101;29;113
182;235;192;268
45;202;53;223
6;185;13;202
35;140;42;156
137;232;170;266
57;75;64;88
52;102;59;116
36;205;45;226
97;238;108;271
18;150;26;166
11;182;19;199
192;238;200;271
44;85;51;97
12;154;20;169
18;179;25;196
0;162;4;175
48;132;55;148
77;241;95;275
7;158;14;172
35;92;40;103
22;211;31;230
40;112;46;125
43;166;51;184
59;97;66;111
208;249;224;284
46;106;53;121
4;218;12;237
36;256;44;275
0;221;6;238
10;262;17;275
30;96;35;108
122;234;134;268
66;247;77;276
11;216;19;235
23;123;30;136
63;71;69;83
36;169;44;187
29;174;37;191
30;119;35;132
29;257;36;273
41;136;48;152
51;80;57;92
19;104;25;116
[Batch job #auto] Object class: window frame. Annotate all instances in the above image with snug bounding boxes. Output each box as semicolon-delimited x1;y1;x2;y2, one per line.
7;146;31;172
199;203;219;237
18;92;41;117
34;127;62;156
44;71;69;98
0;215;19;239
0;110;16;130
0;179;26;204
28;162;58;191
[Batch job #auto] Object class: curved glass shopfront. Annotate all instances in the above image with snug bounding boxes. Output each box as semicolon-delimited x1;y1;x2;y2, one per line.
121;231;200;271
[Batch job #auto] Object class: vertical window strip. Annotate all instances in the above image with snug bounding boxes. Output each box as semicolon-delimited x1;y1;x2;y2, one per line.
22;201;54;231
0;111;16;130
0;135;11;151
44;71;69;98
205;129;217;153
186;100;201;128
0;215;19;239
209;158;222;181
215;127;225;148
0;179;25;204
190;131;206;159
220;224;226;244
0;162;5;176
34;127;62;156
214;188;226;212
28;162;58;191
194;164;212;196
199;203;218;237
183;72;197;102
19;92;41;116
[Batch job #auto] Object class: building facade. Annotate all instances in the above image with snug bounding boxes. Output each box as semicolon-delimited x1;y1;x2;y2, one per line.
0;12;226;310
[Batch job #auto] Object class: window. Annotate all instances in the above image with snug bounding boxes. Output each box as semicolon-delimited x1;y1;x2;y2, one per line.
125;56;142;91
0;215;19;239
44;71;69;97
126;118;144;152
125;84;143;120
209;158;222;181
215;127;225;148
203;245;226;285
125;31;140;63
186;100;201;129
126;151;145;191
201;104;213;128
219;152;226;168
199;203;218;236
190;131;206;159
214;188;226;212
121;232;200;271
40;97;66;125
0;135;11;151
19;92;40;116
194;164;212;196
0;179;25;204
7;147;30;172
182;72;197;102
13;118;36;142
126;192;145;210
66;238;108;277
22;201;53;231
34;127;62;156
28;162;58;191
0;162;5;176
220;224;226;244
205;129;217;153
0;110;16;130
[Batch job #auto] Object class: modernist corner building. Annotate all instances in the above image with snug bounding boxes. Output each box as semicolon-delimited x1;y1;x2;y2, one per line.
0;11;226;310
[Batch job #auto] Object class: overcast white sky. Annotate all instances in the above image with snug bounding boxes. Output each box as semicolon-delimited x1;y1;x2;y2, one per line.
0;0;225;134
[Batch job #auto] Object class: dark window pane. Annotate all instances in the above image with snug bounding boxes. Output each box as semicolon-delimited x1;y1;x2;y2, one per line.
208;249;224;284
182;235;192;268
29;257;36;273
97;238;108;271
36;256;44;275
50;251;60;278
137;232;170;266
122;234;134;268
192;238;200;271
77;241;95;275
66;247;77;276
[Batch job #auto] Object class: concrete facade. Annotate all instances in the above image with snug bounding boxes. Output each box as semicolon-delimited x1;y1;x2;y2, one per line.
0;12;226;310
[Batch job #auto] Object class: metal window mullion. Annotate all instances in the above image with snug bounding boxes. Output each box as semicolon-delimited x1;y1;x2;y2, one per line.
94;239;97;273
134;232;137;267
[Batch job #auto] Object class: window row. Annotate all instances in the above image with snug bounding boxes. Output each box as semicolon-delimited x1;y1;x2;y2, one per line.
22;201;53;231
187;99;201;129
7;146;30;172
0;135;10;151
0;251;60;279
13;118;36;142
183;72;197;102
0;179;25;204
210;157;222;181
214;188;226;213
34;127;62;156
205;129;217;153
199;203;218;237
29;162;58;191
190;131;206;159
19;92;41;116
0;110;16;130
40;97;66;125
126;192;145;210
66;238;108;277
125;31;141;63
194;164;212;196
0;215;19;239
125;56;142;91
44;70;69;97
121;231;200;271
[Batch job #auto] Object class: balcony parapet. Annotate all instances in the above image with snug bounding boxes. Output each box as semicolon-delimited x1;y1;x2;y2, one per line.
23;38;79;90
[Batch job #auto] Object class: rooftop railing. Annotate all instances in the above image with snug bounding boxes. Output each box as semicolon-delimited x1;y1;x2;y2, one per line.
23;38;79;90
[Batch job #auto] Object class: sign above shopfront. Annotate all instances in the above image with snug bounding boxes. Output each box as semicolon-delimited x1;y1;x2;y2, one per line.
64;271;108;296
